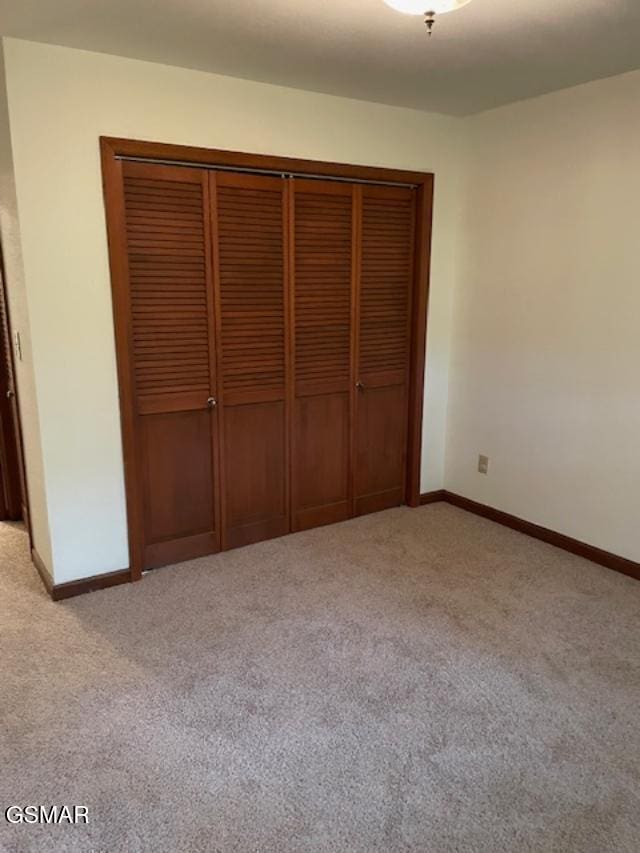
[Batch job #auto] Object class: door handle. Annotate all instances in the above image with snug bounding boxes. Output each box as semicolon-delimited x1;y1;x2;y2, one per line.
207;397;217;408
355;380;366;392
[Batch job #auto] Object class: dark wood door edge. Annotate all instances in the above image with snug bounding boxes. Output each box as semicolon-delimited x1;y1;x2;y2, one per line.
0;244;28;527
31;548;131;601
419;490;640;582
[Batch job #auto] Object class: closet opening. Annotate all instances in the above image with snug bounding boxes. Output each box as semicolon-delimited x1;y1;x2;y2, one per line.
101;137;434;582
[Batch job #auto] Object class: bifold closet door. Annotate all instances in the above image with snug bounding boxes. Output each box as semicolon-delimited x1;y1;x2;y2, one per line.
291;179;354;530
115;160;418;569
211;172;290;548
354;185;415;515
121;161;220;569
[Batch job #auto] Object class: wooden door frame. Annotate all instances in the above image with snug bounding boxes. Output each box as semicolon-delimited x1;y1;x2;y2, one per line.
0;242;30;533
100;136;434;581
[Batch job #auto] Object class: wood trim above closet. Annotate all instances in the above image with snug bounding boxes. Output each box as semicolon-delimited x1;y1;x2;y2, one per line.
101;137;434;582
102;137;433;188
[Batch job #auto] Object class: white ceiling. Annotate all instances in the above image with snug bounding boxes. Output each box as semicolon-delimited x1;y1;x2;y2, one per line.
1;0;639;115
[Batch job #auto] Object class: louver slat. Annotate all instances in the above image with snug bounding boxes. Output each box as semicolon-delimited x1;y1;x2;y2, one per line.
295;190;352;393
359;192;414;381
217;182;285;403
123;169;214;415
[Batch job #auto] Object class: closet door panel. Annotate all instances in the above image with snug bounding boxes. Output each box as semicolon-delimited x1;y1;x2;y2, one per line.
292;180;353;531
294;393;350;529
355;384;406;515
224;401;286;548
355;186;414;516
142;412;215;542
213;172;289;547
122;161;220;569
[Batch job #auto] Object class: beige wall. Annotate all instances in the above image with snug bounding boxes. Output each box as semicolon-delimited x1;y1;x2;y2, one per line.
446;69;640;562
2;38;466;583
0;42;53;573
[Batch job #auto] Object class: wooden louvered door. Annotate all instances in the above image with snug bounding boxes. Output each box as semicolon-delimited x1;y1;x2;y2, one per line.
211;172;290;549
121;161;220;569
291;180;355;530
104;139;432;579
354;185;415;516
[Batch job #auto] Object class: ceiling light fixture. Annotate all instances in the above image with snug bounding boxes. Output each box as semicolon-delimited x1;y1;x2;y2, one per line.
383;0;473;36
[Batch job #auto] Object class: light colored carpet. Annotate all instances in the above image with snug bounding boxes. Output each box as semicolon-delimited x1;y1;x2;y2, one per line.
1;504;639;853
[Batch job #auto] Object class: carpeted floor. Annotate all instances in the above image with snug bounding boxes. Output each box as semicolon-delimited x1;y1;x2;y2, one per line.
1;504;639;853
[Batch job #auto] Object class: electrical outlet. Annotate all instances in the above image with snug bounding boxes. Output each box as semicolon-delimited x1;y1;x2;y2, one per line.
478;454;489;475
